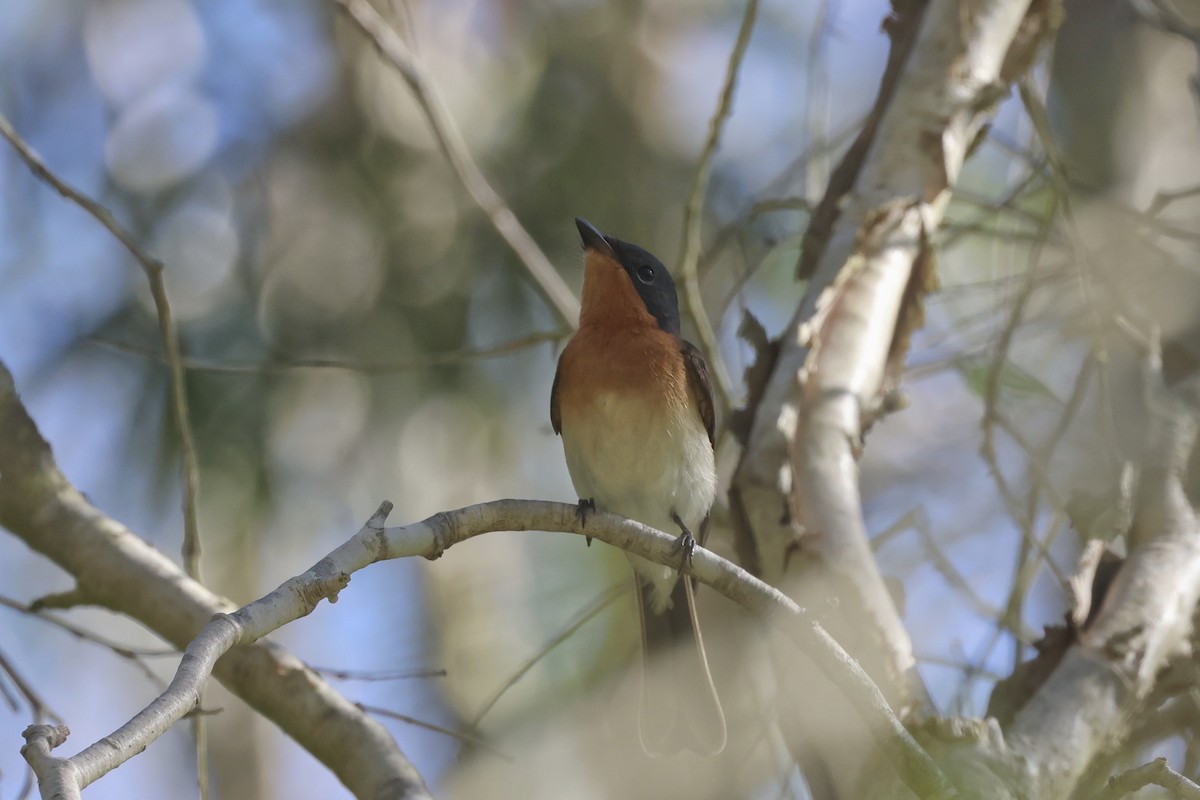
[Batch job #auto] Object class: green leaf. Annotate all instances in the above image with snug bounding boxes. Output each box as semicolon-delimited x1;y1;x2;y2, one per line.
959;356;1059;402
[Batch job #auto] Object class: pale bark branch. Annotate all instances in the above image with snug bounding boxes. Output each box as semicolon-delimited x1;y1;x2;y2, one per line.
735;0;1052;703
0;362;432;800
1004;390;1200;796
20;726;77;800
16;492;957;800
0;109;211;793
728;1;1058;795
1093;757;1200;800
332;0;581;329
0;355;951;798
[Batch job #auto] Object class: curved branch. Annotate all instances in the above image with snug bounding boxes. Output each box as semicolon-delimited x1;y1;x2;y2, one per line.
23;496;957;800
333;0;581;329
733;0;1055;691
0;362;431;800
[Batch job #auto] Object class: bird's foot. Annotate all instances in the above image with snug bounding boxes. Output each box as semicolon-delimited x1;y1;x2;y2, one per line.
576;498;596;546
670;512;696;575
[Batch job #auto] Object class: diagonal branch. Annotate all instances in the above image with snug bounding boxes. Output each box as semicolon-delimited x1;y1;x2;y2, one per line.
676;0;760;414
0;113;204;585
21;495;956;800
1093;756;1200;800
0;361;432;800
0;110;213;794
1003;376;1200;796
333;0;580;329
728;1;1060;794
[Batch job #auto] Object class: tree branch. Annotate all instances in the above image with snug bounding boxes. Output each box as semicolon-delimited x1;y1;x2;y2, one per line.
36;496;956;800
0;111;204;585
332;0;581;329
1003;381;1200;796
676;0;760;414
1093;757;1200;800
0;354;955;798
0;108;213;794
90;328;566;375
729;0;1058;793
0;361;432;800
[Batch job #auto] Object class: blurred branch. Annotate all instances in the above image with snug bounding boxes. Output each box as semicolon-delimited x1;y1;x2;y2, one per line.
729;1;1059;793
0;361;433;800
358;704;510;760
1138;0;1200;42
29;494;957;800
313;666;446;681
979;193;1063;666
1000;358;1200;795
0;113;211;792
467;583;626;730
0;594;172;688
0;118;205;580
0;650;62;725
677;0;760;414
1093;756;1200;800
1147;182;1200;215
333;0;581;329
91;329;566;374
1018;79;1122;472
804;0;834;202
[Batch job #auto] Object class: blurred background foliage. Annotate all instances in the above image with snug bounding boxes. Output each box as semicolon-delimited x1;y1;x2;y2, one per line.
2;0;1200;797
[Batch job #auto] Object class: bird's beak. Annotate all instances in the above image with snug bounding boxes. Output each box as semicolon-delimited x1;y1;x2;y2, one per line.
575;217;615;257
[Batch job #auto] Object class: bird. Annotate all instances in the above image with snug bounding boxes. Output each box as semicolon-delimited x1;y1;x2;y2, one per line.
550;217;726;756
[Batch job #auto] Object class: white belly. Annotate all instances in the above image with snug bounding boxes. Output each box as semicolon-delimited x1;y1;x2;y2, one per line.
560;391;716;610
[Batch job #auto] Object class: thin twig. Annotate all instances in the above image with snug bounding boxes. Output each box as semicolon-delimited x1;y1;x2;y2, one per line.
21;499;957;800
0;114;203;582
333;0;580;329
978;181;1059;669
677;0;761;415
0;649;63;725
468;583;627;730
91;329;566;375
311;666;446;681
0;595;170;690
0;114;210;797
1018;79;1121;472
359;703;511;760
803;0;834;203
1147;182;1200;216
0;661;20;711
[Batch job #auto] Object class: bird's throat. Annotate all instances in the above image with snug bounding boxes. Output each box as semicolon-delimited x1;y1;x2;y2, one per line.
578;251;657;331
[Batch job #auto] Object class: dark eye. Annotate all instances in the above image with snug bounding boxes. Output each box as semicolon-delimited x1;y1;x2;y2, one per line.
637;265;655;283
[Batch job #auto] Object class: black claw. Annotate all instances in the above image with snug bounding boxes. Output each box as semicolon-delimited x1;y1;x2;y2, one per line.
670;512;696;575
576;498;596;546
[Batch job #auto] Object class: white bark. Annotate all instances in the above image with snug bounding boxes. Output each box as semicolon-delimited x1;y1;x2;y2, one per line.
728;2;1052;796
734;0;1038;697
1005;407;1200;797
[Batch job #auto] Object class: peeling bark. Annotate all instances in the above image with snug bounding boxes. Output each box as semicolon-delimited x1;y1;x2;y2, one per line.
729;0;1061;794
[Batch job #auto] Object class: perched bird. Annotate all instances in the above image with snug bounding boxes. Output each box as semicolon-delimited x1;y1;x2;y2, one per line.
550;217;726;756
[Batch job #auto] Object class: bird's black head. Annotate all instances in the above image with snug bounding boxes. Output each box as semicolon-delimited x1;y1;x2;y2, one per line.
575;217;681;336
